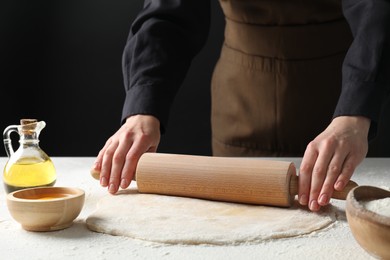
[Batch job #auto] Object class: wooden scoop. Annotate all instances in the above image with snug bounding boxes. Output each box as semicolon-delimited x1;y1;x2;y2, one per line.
91;153;358;207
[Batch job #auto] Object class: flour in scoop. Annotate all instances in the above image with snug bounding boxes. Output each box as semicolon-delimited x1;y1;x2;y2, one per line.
363;197;390;217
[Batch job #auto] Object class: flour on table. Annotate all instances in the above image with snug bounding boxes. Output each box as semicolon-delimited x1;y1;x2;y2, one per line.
362;197;390;218
86;188;336;245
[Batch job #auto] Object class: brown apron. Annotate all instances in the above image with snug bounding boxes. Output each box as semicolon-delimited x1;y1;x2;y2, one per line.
211;0;353;156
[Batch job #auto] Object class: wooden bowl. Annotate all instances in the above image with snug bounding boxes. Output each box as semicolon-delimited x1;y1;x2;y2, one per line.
346;186;390;259
6;187;85;231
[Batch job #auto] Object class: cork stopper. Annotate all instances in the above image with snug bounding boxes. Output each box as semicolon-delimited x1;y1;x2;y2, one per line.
20;119;38;134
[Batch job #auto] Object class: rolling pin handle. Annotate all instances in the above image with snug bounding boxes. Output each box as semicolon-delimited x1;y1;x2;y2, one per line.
91;169;100;180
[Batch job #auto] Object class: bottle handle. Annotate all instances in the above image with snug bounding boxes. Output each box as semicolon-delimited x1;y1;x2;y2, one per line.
3;125;19;157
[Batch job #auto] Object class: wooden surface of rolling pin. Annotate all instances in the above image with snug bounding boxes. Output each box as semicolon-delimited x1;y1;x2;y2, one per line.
91;153;358;207
136;153;296;207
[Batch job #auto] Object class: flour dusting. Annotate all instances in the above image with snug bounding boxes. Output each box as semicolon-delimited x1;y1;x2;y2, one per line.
363;197;390;217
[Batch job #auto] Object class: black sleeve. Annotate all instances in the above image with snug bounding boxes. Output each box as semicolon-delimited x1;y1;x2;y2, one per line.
334;0;390;139
120;0;211;132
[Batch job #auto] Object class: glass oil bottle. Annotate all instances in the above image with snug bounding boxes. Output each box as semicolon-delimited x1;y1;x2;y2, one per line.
3;119;56;193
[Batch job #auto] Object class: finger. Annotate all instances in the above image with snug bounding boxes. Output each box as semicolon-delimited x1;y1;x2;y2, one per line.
92;138;112;173
334;155;357;191
308;149;333;212
108;138;134;194
100;140;119;188
299;142;318;206
318;151;347;206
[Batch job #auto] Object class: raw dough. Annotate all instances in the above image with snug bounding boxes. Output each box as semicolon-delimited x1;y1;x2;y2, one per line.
86;189;336;245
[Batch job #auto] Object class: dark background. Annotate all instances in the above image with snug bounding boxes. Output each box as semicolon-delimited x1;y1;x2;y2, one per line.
1;1;389;158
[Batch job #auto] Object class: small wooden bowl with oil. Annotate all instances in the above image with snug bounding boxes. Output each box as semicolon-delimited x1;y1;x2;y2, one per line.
6;187;85;231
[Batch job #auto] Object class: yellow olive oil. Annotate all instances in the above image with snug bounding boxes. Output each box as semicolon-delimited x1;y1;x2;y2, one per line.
26;193;69;200
3;158;56;193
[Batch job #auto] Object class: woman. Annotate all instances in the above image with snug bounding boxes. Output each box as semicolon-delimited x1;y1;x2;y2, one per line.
92;0;389;212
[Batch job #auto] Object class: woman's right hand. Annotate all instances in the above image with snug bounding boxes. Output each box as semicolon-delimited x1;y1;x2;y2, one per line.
91;114;161;194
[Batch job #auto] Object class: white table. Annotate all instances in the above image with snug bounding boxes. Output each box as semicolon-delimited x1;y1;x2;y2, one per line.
0;157;388;260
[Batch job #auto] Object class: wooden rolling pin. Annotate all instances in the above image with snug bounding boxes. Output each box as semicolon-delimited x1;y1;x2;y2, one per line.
91;153;358;207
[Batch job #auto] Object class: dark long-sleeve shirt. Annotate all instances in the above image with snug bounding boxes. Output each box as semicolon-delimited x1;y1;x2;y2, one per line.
121;0;390;138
